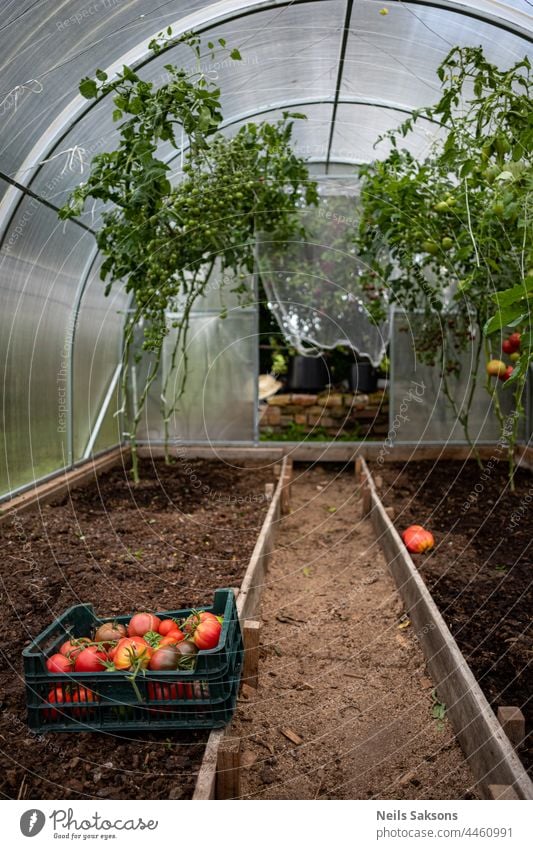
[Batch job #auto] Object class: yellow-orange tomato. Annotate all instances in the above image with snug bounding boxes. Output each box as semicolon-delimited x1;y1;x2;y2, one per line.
113;637;152;670
402;525;435;553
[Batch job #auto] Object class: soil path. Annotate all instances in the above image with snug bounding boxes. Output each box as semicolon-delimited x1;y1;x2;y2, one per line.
231;463;477;799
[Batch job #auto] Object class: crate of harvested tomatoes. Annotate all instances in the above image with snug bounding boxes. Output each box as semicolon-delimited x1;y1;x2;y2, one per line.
23;588;243;732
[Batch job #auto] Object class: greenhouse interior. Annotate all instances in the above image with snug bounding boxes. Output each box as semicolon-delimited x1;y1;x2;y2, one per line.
0;0;532;815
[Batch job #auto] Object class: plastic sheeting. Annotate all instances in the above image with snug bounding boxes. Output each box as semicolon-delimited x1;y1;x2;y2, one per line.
258;179;389;367
136;311;257;444
0;191;94;498
389;310;523;444
72;256;129;460
0;0;531;500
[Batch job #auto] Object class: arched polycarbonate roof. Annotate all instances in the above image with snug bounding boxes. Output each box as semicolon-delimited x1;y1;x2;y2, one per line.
0;0;531;498
0;0;531;237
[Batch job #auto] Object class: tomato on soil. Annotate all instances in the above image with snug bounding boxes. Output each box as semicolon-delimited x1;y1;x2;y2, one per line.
402;524;435;553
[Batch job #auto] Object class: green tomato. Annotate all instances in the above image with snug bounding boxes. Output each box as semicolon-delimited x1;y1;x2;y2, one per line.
494;136;511;156
434;201;449;212
441;237;454;250
422;240;439;255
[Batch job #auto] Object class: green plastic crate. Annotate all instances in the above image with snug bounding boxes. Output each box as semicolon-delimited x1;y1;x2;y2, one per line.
23;588;243;733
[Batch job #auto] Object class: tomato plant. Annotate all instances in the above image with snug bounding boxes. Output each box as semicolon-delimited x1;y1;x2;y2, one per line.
59;31;318;481
356;47;531;485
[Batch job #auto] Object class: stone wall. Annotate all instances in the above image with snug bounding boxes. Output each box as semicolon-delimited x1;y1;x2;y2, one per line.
259;389;389;439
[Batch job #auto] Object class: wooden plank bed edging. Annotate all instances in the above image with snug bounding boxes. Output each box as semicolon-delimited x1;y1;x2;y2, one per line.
192;456;288;800
0;447;129;521
359;458;533;800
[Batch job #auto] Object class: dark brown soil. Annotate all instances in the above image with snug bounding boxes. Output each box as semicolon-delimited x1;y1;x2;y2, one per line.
0;457;273;800
373;460;532;774
231;464;477;799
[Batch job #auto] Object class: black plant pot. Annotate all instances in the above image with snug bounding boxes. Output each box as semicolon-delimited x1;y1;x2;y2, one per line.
287;355;329;392
349;362;378;394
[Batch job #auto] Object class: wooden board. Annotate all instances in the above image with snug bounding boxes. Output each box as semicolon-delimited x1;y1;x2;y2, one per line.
360;458;533;800
242;620;261;690
236;457;286;621
0;447;128;521
138;445;284;461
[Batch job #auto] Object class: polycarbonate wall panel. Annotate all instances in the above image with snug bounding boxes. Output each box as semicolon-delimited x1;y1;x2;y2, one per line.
390;311;523;444
136;308;257;444
72;257;129;461
0;193;95;498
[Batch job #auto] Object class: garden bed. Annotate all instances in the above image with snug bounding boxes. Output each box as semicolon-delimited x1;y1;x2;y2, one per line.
0;457;274;800
373;460;532;777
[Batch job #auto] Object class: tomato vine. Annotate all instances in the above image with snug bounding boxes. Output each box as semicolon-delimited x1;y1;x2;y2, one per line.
60;30;318;481
355;46;532;484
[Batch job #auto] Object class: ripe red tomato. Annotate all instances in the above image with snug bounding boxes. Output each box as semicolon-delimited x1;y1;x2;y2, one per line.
158;632;185;647
193;617;221;651
508;332;521;352
74;646;108;673
146;680;202;706
146;681;180;712
128;612;161;637
402;525;435;553
113;637;152;670
59;638;90;660
72;687;98;718
182;610;219;636
165;627;185;641
499;365;514;382
158;619;179;636
44;685;72;720
502;339;514;355
46;653;73;674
